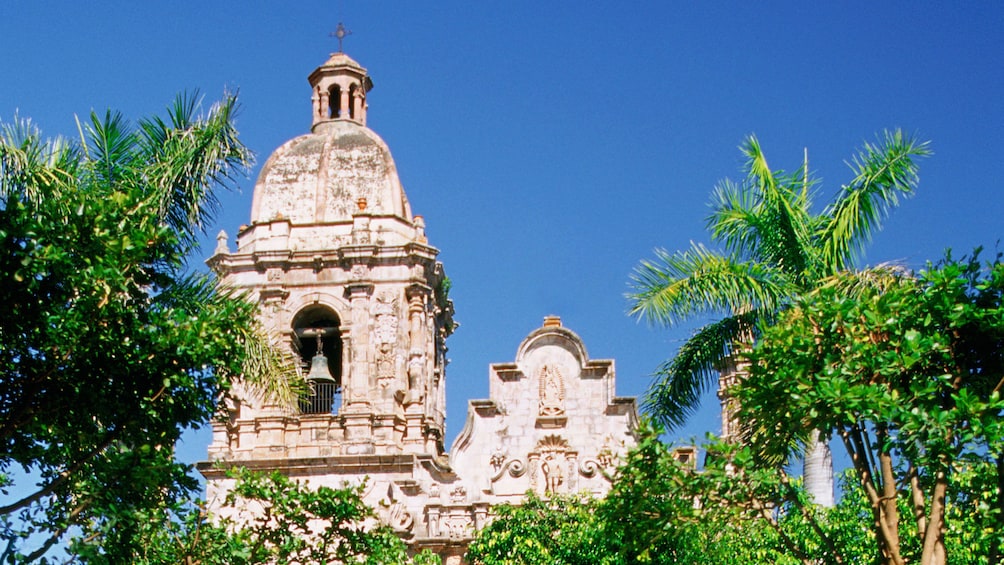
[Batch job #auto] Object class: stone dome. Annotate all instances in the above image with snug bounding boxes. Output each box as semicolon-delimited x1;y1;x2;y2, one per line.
249;119;412;225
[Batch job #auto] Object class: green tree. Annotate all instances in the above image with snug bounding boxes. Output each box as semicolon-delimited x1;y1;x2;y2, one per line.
0;96;296;561
83;468;440;565
628;131;929;503
465;492;606;565
466;424;886;565
739;251;1004;565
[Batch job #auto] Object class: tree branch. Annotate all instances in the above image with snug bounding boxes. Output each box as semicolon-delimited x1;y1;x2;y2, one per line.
0;427;120;516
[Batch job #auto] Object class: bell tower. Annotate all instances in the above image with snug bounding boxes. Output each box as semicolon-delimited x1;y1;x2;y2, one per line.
203;49;454;464
201;47;636;565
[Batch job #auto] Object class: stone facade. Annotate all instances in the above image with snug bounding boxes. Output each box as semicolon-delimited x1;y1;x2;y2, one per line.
450;316;638;503
199;51;637;563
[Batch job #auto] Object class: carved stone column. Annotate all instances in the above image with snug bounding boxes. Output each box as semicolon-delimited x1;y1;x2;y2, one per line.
342;283;374;453
340;89;351;120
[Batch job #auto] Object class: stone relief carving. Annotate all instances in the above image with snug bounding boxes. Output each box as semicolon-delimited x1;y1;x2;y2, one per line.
372;293;399;343
350;264;367;281
490;458;526;483
538;365;565;416
489;447;507;472
376;343;395;387
372;293;399;386
449;485;467;504
384;502;415;533
536;434;570;453
443;515;471;540
541;455;565;494
596;434;625;469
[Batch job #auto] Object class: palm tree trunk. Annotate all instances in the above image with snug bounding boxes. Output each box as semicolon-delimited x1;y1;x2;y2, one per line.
803;430;834;507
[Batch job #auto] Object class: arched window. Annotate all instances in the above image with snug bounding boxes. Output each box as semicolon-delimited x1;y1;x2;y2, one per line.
292;307;343;415
328;85;342;119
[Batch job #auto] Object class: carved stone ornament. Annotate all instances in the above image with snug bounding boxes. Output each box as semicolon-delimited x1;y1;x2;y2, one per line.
596;434;624;469
541;454;565;494
350;264;367;281
489;447;507;472
538;365;565;416
384;502;414;533
535;434;570;454
376;342;395;384
449;485;467;504
443;515;472;540
372;292;399;345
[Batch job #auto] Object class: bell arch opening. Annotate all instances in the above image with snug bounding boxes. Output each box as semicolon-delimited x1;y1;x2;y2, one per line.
292;306;343;415
327;85;342;118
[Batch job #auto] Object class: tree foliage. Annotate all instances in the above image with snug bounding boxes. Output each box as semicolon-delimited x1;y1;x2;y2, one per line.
466;424;879;565
740;251;1004;564
469;419;1002;565
628;131;930;429
91;469;420;565
0;97;296;561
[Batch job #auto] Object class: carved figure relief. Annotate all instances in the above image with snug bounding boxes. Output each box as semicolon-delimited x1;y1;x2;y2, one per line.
538;365;565;416
541;455;565;494
533;435;571;495
372;293;399;386
449;485;467;504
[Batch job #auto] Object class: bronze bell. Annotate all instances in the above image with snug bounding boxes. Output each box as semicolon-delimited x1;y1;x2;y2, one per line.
306;353;337;383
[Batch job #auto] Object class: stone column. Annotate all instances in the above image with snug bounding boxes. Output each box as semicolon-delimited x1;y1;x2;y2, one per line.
342;283;374;452
318;90;329;121
340;88;351;120
406;285;428;401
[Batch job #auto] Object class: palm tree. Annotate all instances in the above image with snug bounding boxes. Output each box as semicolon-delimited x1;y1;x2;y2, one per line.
629;130;929;505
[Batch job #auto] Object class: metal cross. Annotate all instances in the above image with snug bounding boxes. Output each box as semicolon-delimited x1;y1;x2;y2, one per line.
330;22;352;52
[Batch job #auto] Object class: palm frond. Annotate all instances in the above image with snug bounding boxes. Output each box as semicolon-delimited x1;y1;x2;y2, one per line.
644;311;761;429
816;263;911;297
87;109;137;188
629;243;793;327
739;135;817;281
139;92;252;251
0;115;78;204
158;276;303;408
820;129;931;272
234;322;305;410
707;178;762;259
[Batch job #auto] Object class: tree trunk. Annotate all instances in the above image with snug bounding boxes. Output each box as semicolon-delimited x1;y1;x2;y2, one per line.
803;430;834;507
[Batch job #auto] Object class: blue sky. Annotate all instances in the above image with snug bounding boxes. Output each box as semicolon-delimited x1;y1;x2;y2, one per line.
3;2;1002;467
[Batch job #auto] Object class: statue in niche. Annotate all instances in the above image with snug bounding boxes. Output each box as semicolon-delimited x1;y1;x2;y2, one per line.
538;365;565;416
541;455;564;494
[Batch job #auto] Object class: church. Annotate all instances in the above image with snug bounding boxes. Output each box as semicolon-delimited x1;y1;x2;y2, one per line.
199;48;639;563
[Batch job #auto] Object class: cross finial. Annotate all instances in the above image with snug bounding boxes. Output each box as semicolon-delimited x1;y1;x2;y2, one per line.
330;22;352;52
